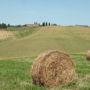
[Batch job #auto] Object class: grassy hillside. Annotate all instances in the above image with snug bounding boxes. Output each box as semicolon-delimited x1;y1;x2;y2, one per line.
0;26;90;59
0;26;90;90
0;54;90;90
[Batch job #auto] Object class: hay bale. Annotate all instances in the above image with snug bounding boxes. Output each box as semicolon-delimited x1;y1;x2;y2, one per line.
31;50;75;87
86;51;90;60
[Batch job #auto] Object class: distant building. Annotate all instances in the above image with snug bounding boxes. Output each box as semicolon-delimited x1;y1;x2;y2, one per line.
25;24;40;27
75;25;88;27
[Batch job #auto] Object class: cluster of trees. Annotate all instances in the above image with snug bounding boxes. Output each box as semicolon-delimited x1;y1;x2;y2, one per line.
0;23;11;29
34;22;57;26
42;22;51;26
0;22;58;29
23;22;57;27
0;23;7;28
41;22;57;26
0;23;22;29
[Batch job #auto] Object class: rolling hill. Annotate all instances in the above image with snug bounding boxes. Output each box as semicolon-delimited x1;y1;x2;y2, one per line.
0;26;90;59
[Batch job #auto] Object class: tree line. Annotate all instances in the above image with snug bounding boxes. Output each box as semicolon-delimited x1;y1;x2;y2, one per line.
0;22;57;29
0;23;22;29
0;23;9;29
35;22;57;26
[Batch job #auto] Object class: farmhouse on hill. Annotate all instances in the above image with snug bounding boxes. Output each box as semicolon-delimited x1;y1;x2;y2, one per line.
25;24;40;27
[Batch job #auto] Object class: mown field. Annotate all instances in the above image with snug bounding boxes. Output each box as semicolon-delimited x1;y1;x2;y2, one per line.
0;54;90;90
0;26;90;90
0;26;90;59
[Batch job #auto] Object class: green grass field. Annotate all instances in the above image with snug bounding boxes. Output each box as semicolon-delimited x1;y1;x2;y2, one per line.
0;26;90;90
0;54;90;90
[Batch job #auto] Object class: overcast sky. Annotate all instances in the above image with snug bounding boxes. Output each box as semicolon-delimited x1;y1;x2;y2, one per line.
0;0;90;25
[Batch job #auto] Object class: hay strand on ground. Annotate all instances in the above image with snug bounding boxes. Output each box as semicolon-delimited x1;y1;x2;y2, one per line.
31;50;75;87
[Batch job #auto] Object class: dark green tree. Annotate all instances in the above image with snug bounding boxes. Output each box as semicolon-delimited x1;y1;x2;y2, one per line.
45;22;48;26
42;22;46;26
49;22;51;26
7;24;10;27
0;23;7;28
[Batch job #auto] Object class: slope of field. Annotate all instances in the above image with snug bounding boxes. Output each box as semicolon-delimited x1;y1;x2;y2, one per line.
0;26;90;59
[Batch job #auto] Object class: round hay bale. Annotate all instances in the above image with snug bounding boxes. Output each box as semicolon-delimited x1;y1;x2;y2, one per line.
31;50;75;87
86;50;90;60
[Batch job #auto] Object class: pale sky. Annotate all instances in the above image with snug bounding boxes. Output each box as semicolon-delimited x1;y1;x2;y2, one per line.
0;0;90;25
